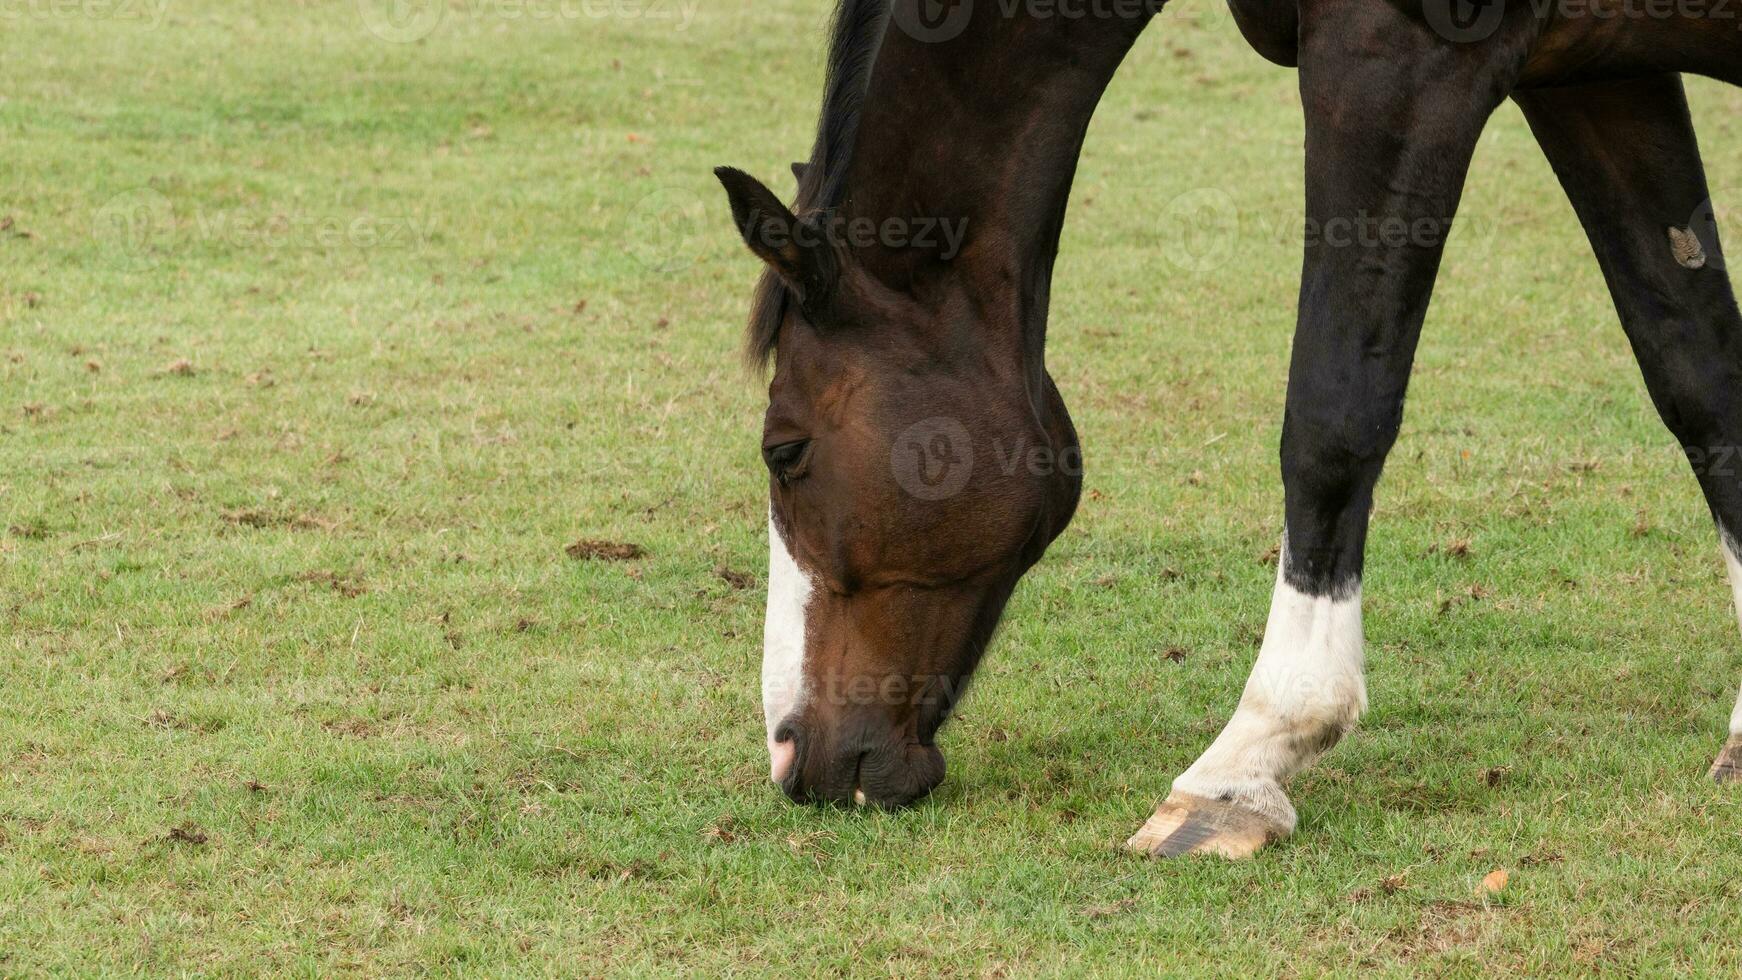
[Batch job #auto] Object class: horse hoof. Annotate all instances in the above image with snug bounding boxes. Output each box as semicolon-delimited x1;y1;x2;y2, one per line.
1123;792;1287;859
1710;736;1742;783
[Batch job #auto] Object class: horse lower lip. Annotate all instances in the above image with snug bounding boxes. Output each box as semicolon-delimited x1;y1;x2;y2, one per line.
853;788;867;806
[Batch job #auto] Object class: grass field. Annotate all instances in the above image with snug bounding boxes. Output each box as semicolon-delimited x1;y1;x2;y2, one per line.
5;0;1742;973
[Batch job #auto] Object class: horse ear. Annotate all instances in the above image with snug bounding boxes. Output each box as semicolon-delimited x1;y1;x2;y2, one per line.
790;161;808;183
714;166;835;308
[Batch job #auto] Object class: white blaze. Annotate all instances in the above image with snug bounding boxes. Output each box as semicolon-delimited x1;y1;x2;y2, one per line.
1723;532;1742;736
763;512;814;782
1172;551;1366;831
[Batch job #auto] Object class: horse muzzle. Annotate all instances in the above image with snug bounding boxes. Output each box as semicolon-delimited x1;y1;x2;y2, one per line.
774;716;946;809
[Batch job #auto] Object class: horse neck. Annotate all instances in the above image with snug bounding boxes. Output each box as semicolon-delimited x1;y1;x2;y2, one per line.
835;5;1155;380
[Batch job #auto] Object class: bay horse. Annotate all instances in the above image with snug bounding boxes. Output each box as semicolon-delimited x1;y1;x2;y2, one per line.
715;0;1742;857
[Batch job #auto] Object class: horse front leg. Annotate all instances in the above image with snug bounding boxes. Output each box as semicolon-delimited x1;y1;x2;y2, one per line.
1127;8;1528;858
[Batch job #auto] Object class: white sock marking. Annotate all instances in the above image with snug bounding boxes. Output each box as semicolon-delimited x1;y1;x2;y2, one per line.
1172;553;1366;831
763;511;814;782
1722;531;1742;736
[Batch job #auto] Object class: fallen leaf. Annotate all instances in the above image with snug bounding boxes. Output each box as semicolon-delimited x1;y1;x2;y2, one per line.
1480;868;1509;894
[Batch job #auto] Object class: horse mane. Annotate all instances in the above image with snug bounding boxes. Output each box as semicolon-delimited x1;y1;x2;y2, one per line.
745;0;890;370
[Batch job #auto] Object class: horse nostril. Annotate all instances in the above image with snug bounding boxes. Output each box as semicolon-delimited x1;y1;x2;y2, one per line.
771;720;805;798
768;738;797;785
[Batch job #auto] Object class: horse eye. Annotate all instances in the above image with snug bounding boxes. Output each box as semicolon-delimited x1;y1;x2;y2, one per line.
762;439;811;483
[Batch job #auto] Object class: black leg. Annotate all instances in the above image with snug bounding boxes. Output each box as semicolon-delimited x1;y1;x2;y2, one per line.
1129;5;1531;858
1516;74;1742;780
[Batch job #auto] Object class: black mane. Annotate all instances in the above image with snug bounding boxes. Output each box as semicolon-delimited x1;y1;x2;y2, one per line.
745;0;890;369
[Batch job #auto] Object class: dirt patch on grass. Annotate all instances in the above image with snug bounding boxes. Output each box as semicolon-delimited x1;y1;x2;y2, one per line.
1385;900;1504;958
322;717;377;739
566;539;644;561
202;594;254;621
297;570;367;598
714;565;753;590
166;823;209;846
223;509;338;531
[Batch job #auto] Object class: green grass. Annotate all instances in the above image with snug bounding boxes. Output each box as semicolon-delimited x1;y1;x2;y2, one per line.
4;1;1742;973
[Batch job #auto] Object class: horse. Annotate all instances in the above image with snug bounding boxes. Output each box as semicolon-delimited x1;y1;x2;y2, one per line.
714;0;1742;857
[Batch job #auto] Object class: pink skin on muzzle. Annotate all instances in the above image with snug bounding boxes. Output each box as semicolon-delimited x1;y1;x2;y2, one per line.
768;736;797;784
